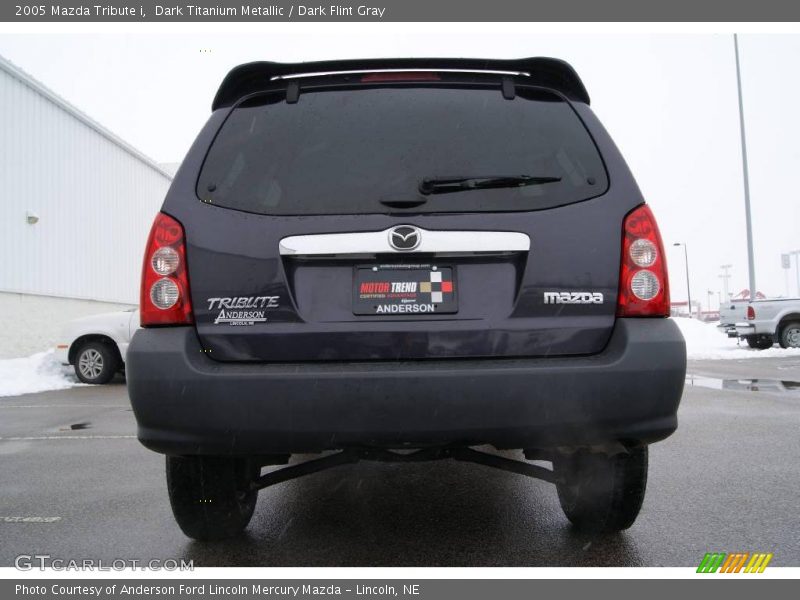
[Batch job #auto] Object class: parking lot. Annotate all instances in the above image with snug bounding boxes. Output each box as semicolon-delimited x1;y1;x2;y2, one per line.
1;355;799;567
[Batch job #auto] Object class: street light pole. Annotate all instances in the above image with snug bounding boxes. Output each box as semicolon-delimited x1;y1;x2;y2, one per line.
674;242;692;317
792;250;800;297
734;34;758;299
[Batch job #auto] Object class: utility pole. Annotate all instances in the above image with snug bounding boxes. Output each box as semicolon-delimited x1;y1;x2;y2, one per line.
719;264;732;300
734;34;757;300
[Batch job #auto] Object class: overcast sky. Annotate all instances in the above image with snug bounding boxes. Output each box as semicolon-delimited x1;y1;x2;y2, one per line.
1;32;799;306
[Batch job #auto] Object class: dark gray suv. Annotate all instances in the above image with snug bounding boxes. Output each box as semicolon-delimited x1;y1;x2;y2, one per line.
127;57;686;541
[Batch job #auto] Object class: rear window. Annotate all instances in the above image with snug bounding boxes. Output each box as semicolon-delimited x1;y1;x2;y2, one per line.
197;85;608;215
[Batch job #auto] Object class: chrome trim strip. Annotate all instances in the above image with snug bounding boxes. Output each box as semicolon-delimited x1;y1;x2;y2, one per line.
279;228;530;256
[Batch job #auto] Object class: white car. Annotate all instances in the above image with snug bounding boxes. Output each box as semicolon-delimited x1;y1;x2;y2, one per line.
55;309;140;384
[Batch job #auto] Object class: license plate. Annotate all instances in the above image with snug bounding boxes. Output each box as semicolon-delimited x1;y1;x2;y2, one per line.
353;264;458;315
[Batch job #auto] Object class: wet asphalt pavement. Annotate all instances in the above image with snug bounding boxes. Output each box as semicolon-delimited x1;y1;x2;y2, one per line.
1;356;799;567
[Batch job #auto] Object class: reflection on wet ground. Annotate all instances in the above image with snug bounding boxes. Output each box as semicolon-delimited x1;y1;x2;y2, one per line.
686;375;800;395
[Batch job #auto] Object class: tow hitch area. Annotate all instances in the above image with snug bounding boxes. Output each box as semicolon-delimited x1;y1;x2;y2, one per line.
249;447;558;492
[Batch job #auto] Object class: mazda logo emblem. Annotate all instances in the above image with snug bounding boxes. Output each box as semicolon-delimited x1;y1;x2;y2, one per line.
388;226;421;251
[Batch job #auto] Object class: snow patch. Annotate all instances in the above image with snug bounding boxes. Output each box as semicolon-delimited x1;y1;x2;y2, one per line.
0;350;85;398
674;317;800;360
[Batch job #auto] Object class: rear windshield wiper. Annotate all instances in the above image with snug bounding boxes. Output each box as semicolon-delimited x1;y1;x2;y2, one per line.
419;175;562;195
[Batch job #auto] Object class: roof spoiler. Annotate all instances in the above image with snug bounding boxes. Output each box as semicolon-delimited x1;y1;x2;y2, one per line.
211;57;590;110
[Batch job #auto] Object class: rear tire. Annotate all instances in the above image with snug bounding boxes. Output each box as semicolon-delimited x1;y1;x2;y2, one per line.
779;322;800;349
166;456;259;541
746;335;774;350
554;446;648;532
73;341;119;384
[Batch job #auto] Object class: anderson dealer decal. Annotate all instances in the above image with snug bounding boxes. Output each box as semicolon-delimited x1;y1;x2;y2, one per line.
207;296;279;325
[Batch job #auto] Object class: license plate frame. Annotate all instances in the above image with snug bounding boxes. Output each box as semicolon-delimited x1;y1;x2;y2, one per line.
352;264;458;316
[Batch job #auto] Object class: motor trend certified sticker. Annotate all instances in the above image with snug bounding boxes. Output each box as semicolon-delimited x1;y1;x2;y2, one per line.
353;264;457;315
207;296;279;325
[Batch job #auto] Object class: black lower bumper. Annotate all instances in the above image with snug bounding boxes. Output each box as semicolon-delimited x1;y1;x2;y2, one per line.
127;319;686;455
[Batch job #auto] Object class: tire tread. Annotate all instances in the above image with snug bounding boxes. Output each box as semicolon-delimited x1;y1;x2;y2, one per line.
166;456;258;541
555;446;648;532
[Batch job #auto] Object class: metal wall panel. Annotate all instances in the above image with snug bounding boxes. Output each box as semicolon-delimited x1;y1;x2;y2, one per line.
0;57;173;304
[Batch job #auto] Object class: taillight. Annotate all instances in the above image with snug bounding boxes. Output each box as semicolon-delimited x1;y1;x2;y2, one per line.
747;306;755;320
617;204;670;317
140;213;193;327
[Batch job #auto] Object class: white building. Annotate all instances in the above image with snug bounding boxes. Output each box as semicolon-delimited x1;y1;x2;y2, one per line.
0;54;173;358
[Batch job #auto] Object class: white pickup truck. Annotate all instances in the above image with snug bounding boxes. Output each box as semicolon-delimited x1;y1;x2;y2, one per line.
54;309;140;384
717;301;749;339
734;299;800;349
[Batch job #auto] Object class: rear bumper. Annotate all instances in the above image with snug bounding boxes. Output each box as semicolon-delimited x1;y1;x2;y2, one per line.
54;345;69;365
735;323;756;336
127;319;686;455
